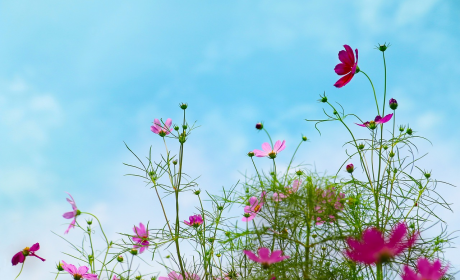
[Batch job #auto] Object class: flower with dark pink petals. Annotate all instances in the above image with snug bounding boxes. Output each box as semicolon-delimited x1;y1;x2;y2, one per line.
242;191;266;222
273;180;301;201
11;243;45;266
184;214;203;227
132;223;149;254
151;118;172;137
63;192;80;234
159;271;200;280
62;261;99;280
345;222;417;264
334;45;359;88
253;140;285;159
356;114;393;129
402;257;448;280
243;247;290;269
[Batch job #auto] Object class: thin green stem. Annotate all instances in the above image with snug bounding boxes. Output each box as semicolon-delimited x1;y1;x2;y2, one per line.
361;71;380;115
14;262;25;280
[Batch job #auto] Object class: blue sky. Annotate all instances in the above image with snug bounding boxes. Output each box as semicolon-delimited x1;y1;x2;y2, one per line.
1;0;459;278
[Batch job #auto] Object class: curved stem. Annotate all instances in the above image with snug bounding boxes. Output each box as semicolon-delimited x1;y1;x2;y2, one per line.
14;262;25;280
361;71;380;115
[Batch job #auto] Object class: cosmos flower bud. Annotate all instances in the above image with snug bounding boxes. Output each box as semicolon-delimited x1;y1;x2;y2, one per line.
296;170;303;176
86;219;93;225
247;151;255;157
424;173;431;179
320;95;328;103
346;163;354;173
255;123;263;130
174;126;179;131
389;98;398;110
182;125;187;130
179;103;188;110
399;125;405;132
194;190;201;195
117;255;124;262
225;231;231;237
302;136;307;141
243;213;251;218
136;276;142;280
378;44;388;52
217;205;224;211
358;143;365;150
406;128;413;135
130;249;138;255
389;152;395;158
216;253;221;257
56;262;64;271
172;160;178;165
383;145;388;150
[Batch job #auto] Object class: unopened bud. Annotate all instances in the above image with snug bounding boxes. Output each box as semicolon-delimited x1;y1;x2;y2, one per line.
165;255;170;259
225;231;231;237
383;145;388;150
312;234;317;238
217;205;224;211
87;219;93;225
247;151;255;157
216;253;221;257
194;190;201;195
389;98;398;110
174;126;179;131
56;262;64;271
117;255;124;262
389;152;395;158
130;249;138;255
406;128;413;135
243;213;251;218
182;125;187;130
399;125;405;132
296;170;303;176
180;103;188;110
424;173;431;179
136;276;142;280
255;123;263;130
346;163;354;174
302;136;307;141
172;160;178;165
358;143;365;150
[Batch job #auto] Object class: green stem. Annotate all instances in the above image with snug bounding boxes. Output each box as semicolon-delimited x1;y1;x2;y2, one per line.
14;262;25;280
360;71;380;115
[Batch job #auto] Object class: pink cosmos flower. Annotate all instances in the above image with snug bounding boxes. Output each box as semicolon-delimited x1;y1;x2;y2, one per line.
151;118;173;136
61;261;99;280
242;191;266;222
402;257;448;280
184;214;203;227
243;247;290;268
356;114;393;129
253;140;286;159
11;243;45;266
273;180;301;201
346;163;354;173
112;276;120;280
345;222;417;264
132;223;149;254
334;45;358;88
63;192;80;234
158;271;200;280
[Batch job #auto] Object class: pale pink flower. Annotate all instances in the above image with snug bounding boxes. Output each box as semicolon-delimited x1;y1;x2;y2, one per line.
345;222;417;264
112;276;120;280
151;118;172;136
273;180;301;201
242;191;266;222
11;243;45;266
402;257;448;280
159;271;200;280
63;192;80;234
132;223;149;254
243;247;290;268
184;214;203;227
62;260;99;280
253;140;286;159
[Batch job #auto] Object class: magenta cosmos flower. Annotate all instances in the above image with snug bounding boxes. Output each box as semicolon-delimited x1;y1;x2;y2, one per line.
242;191;266;222
63;192;80;234
273;180;301;202
345;222;417;264
11;243;45;266
151;118;172;137
132;223;149;254
253;140;285;159
356;114;393;129
159;271;200;280
243;247;290;269
334;45;358;88
402;257;448;280
184;214;203;227
62;261;99;280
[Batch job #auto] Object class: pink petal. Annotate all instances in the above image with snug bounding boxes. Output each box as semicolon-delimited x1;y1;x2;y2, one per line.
377;113;393;124
334;72;354;88
64;218;76;234
261;142;272;153
253;149;268;157
139;223;146;234
29;243;40;252
356;122;369;127
387;222;407;248
164;118;172;129
344;45;355;65
274;140;286;153
334;63;351;75
62;261;78;274
338;49;353;66
401;265;418;280
11;251;25;266
241;213;256;222
248;197;258;207
77;266;89;275
243;250;260;263
150;125;160;134
258;247;271;261
63;211;76;219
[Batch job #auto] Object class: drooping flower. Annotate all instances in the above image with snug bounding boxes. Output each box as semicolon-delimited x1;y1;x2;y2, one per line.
11;243;46;266
150;118;173;137
158;271;200;280
242;191;266;222
243;247;290;269
253;140;286;159
402;257;448;280
356;114;393;129
334;45;359;88
345;222;417;264
273;180;301;201
132;223;149;254
346;163;354;173
63;192;80;234
184;214;203;227
61;261;99;280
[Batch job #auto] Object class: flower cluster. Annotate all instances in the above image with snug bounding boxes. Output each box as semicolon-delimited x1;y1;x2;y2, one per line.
312;186;345;225
273;179;301;201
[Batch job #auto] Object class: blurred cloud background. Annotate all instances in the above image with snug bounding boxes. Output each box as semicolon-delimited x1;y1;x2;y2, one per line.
1;0;459;278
